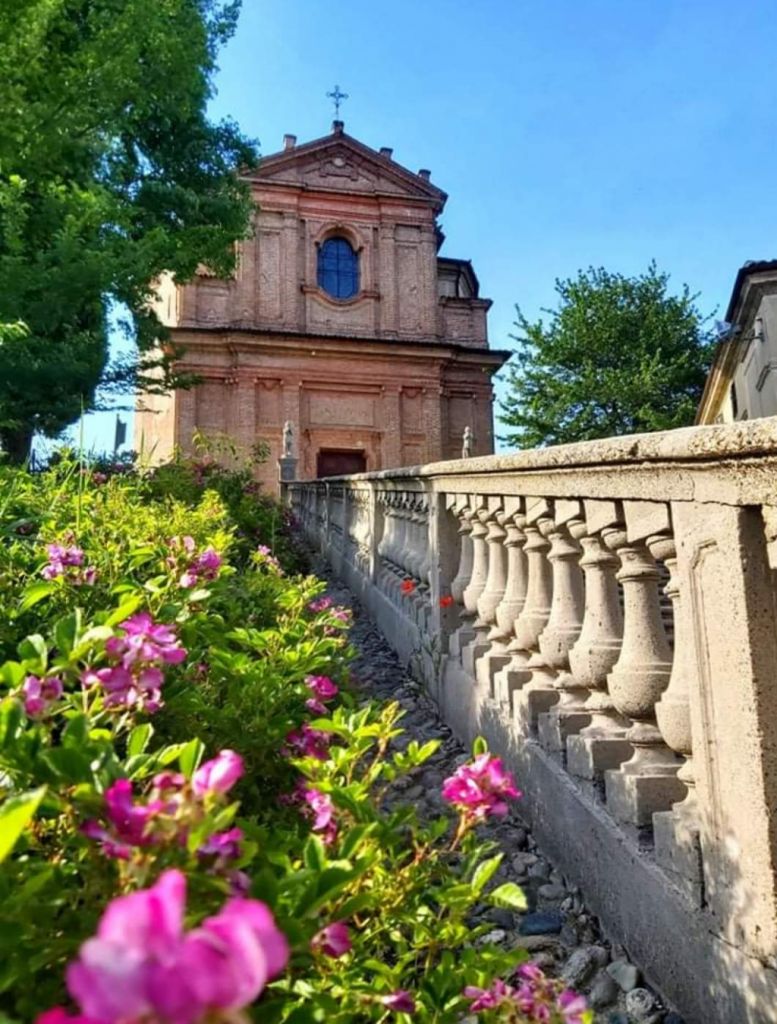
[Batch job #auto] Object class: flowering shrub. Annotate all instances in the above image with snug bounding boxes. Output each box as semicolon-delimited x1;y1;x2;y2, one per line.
0;455;591;1024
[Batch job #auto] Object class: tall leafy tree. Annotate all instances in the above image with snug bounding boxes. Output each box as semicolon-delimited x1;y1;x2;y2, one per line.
0;0;257;462
499;264;715;449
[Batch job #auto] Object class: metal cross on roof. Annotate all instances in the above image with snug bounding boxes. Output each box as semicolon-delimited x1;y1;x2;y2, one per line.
326;84;349;118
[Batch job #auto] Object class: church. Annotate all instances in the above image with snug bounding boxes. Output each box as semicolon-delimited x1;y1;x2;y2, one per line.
135;120;509;488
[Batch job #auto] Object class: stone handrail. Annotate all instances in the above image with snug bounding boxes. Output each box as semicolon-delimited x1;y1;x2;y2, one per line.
289;418;777;1024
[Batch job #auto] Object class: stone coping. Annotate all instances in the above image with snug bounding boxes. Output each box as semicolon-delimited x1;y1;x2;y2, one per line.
295;416;777;484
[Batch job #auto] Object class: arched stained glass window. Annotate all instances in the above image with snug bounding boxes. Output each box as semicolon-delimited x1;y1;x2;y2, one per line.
317;237;359;300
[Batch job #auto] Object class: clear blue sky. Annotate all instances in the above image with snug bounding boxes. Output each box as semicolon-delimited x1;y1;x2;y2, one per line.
81;0;777;453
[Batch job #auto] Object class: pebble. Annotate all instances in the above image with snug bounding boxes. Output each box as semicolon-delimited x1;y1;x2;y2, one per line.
537;882;567;906
512;933;561;952
588;970;619;1010
624;987;660;1022
607;958;641;992
511;852;538;873
518;910;564;936
487;908;516;930
528;859;552;880
561;947;597;988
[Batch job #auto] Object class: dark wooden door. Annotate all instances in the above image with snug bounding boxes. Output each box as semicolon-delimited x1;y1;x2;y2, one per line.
316;449;367;477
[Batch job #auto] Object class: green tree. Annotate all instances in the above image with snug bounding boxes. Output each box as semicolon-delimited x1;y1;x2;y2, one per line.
0;0;257;463
499;263;715;449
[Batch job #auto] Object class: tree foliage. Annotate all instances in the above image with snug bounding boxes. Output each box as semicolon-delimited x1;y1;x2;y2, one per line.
499;263;715;449
0;0;257;461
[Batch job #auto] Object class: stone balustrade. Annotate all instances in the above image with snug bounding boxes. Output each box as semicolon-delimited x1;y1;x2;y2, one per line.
289;419;777;1024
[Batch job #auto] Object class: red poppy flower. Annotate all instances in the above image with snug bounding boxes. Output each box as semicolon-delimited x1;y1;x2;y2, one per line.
400;579;416;595
439;595;455;608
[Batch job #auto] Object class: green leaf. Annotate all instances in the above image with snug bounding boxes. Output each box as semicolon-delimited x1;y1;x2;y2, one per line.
0;787;46;862
471;853;503;894
54;610;83;657
488;882;528;911
16;634;47;669
62;713;89;747
127;723;154;757
303;834;326;872
0;698;23;750
18;582;55;612
178;738;205;779
472;735;488;757
103;598;144;627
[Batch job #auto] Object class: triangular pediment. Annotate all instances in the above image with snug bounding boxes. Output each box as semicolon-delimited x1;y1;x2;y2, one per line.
242;129;447;209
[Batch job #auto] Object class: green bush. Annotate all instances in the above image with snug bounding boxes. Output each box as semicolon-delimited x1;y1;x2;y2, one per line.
0;456;590;1024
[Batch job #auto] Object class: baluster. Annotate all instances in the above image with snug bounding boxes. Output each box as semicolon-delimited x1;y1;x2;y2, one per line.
537;503;589;754
603;506;685;835
390;494;409;603
476;503;527;700
491;503;528;641
376;492;393;597
463;500;506;677
461;501;488;612
566;505;632;795
447;499;474;660
652;537;703;902
416;497;432;631
513;509;580;736
450;499;473;605
492;498;552;711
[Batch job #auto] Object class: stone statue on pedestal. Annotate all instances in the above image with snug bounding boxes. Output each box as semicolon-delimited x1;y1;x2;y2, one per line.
462;425;474;459
282;420;294;459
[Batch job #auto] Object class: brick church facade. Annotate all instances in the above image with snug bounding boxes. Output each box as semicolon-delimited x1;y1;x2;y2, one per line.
135;121;509;488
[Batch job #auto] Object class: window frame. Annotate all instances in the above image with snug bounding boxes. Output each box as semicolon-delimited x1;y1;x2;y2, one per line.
317;236;360;301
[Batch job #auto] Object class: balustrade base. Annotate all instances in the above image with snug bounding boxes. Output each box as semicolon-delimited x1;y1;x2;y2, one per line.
493;657;531;708
537;709;592;756
605;766;686;833
476;647;511;700
653;809;704;907
512;671;559;736
461;630;491;677
566;734;634;794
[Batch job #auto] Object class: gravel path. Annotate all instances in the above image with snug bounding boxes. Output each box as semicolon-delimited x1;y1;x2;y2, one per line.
316;561;683;1024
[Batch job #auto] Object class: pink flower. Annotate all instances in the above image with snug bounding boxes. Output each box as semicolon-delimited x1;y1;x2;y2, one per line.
41;543;95;585
255;545;283;573
305;698;328;715
557;989;589;1023
192;749;244;796
468;965;588;1022
441;752;521;821
311;921;351;958
83;613;186;714
107;612;187;666
65;869;288;1024
198;827;243;861
195;548;222;577
21;674;63;717
465;979;516;1012
176;543;222;589
306;675;338;701
381;990;416;1014
308;596;334;613
82;779;165;859
35;1009;102;1024
303;787;337;844
283;723;332;761
82;779;160;859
